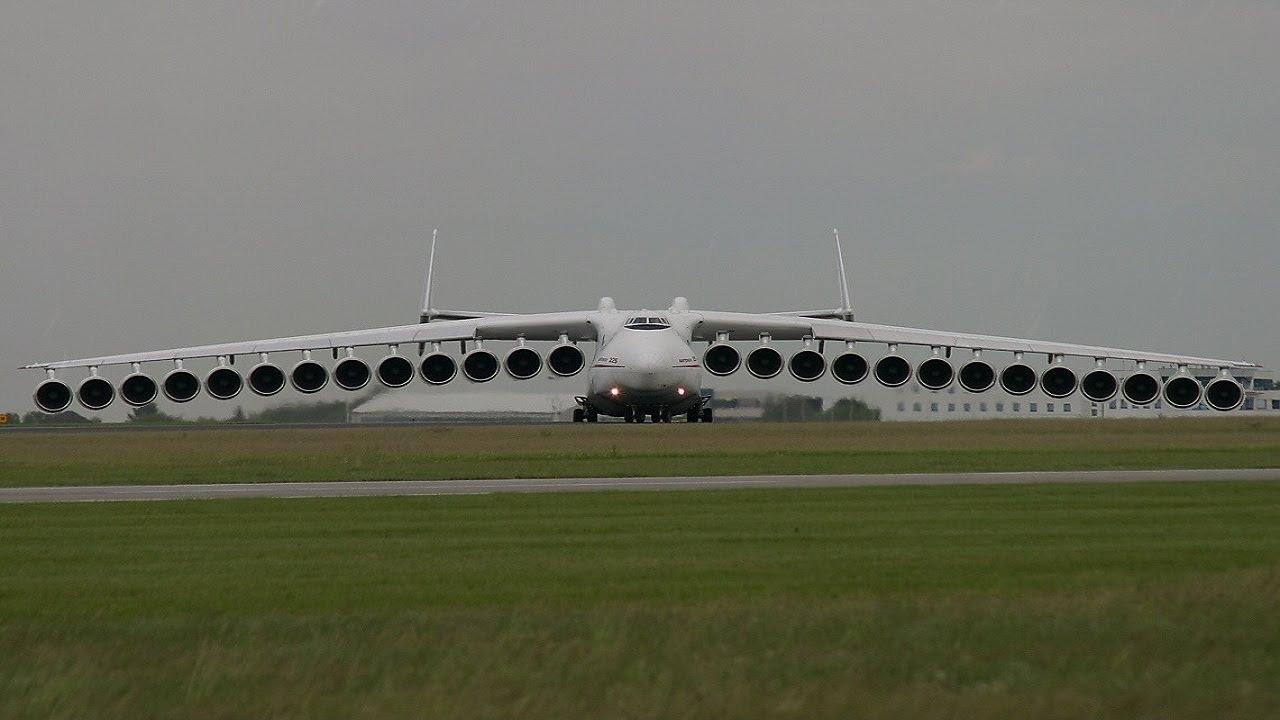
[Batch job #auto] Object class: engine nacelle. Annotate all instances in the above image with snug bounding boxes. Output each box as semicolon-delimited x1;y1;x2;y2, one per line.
120;373;159;407
419;353;457;385
376;355;415;388
1000;364;1037;396
874;355;912;387
206;367;244;400
1205;377;1244;412
703;344;741;376
290;360;328;394
504;347;543;380
334;357;372;391
1163;374;1202;409
1040;366;1078;399
788;349;826;382
746;346;784;379
77;377;115;410
548;344;586;377
917;358;954;391
1080;369;1119;403
162;369;201;403
462;349;500;382
33;379;73;413
831;352;869;385
1122;372;1161;405
249;363;286;396
958;360;996;393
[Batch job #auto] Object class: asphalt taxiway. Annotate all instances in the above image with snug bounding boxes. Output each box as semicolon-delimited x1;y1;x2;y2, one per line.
0;468;1277;503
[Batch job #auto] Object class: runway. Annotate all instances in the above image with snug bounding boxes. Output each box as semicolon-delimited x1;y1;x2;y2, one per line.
1;468;1277;504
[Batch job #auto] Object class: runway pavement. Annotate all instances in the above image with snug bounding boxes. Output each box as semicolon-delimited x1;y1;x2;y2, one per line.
1;468;1277;504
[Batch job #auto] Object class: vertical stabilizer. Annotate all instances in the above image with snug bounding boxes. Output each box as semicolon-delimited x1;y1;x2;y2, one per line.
420;228;438;323
833;228;853;321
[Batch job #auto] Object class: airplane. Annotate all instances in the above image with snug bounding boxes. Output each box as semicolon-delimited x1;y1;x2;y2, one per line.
21;230;1258;423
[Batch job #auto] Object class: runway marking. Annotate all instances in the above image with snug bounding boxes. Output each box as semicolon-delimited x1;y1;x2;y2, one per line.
1;469;1278;504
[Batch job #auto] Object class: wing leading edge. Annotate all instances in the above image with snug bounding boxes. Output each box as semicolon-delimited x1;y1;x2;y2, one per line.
22;312;598;371
691;311;1256;370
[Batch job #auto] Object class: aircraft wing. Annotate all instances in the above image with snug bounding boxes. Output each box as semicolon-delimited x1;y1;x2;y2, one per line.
690;311;1257;370
21;312;597;371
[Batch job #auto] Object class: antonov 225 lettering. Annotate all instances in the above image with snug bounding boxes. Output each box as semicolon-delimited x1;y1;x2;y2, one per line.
22;230;1257;422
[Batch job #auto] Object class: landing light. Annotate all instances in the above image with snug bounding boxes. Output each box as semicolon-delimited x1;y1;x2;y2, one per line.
677;387;686;396
610;387;620;397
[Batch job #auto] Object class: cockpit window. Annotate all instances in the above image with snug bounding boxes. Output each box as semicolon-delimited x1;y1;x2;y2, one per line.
625;316;670;330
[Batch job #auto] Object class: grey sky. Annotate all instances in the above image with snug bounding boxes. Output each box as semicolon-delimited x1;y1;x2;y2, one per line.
2;3;1277;416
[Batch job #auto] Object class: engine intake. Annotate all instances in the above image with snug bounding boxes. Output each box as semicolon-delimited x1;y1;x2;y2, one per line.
463;349;500;382
831;352;869;385
874;355;911;387
206;367;243;400
788;349;826;382
917;358;954;390
77;377;115;410
120;373;158;407
1163;375;1202;409
1080;369;1119;403
746;346;784;379
1122;372;1160;405
163;369;201;403
1000;364;1037;396
376;355;415;388
290;361;328;394
419;353;457;385
548;344;586;377
33;379;73;413
504;347;543;380
958;360;996;393
1205;378;1244;412
334;357;371;391
249;363;286;396
1041;366;1078;399
703;344;741;376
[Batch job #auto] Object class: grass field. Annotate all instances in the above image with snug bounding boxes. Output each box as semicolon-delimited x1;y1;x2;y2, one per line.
1;417;1278;487
2;481;1280;719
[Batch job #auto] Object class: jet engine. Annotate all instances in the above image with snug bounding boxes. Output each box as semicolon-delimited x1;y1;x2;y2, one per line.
1205;377;1244;412
120;373;159;407
419;353;457;385
206;367;243;400
162;369;201;403
462;349;500;382
958;360;996;393
1040;366;1078;399
504;347;543;380
831;352;869;385
1000;364;1037;396
33;379;73;413
874;355;911;387
703;344;741;376
334;357;372;391
548;344;586;377
77;377;115;410
1080;369;1119;403
376;355;415;388
1163;374;1202;409
917;358;954;391
788;349;826;382
746;346;784;379
290;360;328;394
1122;372;1160;405
249;363;286;396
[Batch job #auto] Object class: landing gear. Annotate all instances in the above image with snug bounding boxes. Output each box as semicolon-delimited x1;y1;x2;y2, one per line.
573;400;599;423
701;407;713;423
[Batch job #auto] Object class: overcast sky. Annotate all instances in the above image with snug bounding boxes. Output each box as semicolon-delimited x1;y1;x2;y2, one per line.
2;2;1277;416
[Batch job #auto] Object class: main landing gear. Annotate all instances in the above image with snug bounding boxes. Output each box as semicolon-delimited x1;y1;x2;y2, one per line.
572;402;598;423
686;407;713;423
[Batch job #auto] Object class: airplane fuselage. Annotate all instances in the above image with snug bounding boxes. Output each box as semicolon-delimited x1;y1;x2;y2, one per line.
584;313;704;419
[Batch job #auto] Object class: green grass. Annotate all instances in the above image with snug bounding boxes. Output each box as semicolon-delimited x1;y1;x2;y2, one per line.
3;482;1280;718
1;417;1278;487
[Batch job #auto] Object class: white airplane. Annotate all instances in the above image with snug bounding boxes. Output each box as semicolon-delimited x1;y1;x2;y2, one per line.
22;230;1257;422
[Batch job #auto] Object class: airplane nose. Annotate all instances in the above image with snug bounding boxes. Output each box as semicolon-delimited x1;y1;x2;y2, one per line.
633;353;665;373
